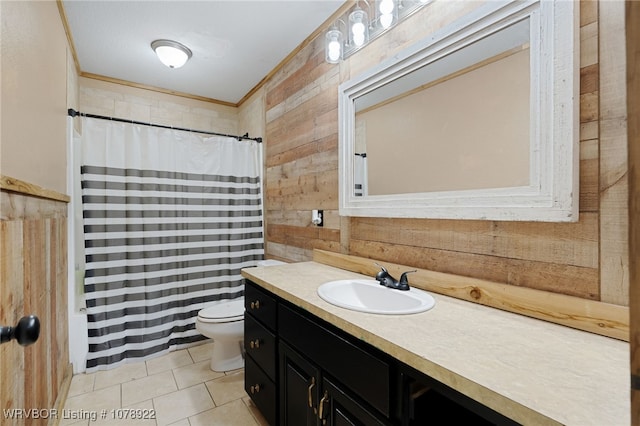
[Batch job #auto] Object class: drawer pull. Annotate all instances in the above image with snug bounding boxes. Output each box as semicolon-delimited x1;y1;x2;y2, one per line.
308;377;316;409
250;300;260;310
249;339;261;349
250;384;261;394
318;390;329;422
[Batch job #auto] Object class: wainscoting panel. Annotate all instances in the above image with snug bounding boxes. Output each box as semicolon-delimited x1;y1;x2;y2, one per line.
1;186;69;423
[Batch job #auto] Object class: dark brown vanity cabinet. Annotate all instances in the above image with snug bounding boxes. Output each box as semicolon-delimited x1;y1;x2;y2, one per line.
244;280;392;426
278;303;392;426
398;366;520;426
244;282;278;426
244;280;519;426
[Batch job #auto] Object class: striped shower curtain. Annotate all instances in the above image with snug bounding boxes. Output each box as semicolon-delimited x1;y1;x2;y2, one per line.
80;117;264;371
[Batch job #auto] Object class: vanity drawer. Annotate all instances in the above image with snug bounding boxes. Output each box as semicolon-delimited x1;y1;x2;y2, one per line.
245;313;277;381
245;355;277;426
278;304;391;417
245;280;277;331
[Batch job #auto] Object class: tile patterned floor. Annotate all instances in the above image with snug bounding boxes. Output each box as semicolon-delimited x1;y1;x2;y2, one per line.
62;342;269;426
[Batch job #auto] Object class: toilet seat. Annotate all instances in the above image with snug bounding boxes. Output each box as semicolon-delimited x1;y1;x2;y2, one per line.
197;300;245;323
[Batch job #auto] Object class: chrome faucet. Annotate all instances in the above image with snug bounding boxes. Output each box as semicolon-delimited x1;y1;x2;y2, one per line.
374;263;416;291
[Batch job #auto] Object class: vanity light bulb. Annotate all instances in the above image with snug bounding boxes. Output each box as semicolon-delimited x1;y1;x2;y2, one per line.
349;8;368;48
325;28;343;64
380;13;393;28
352;22;366;46
379;0;394;15
328;40;341;61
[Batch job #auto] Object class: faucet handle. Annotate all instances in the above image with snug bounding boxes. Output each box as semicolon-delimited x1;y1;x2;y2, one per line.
374;263;391;283
399;270;417;286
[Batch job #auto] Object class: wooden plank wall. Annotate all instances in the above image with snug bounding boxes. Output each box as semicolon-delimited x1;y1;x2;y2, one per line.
264;0;630;305
264;39;343;260
0;188;69;425
627;0;640;421
599;0;629;306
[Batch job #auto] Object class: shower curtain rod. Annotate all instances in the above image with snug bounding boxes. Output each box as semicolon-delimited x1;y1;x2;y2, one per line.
68;109;262;143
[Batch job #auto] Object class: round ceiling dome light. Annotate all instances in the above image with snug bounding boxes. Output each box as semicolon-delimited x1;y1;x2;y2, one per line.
151;39;192;69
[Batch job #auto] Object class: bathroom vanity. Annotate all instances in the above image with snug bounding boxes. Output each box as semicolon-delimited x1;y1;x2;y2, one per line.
242;260;629;425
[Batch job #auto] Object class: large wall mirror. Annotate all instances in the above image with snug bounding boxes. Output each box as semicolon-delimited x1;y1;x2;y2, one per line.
339;0;579;221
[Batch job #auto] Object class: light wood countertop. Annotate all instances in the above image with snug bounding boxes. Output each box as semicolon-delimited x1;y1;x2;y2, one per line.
242;261;629;426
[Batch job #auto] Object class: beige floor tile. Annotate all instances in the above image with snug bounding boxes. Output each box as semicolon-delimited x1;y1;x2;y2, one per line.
153;384;215;426
189;399;259;426
172;359;225;389
59;415;90;426
62;385;121;426
62;358;255;426
205;370;246;406
242;396;270;426
166;420;190;426
67;373;96;398
146;350;193;376
94;362;148;390
121;370;177;406
187;341;214;363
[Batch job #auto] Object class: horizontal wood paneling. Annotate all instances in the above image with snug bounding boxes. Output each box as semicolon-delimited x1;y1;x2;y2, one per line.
351;215;599;268
348;240;599;299
266;82;339;158
348;213;599;299
578;12;600;213
0;190;69;424
263;33;340;263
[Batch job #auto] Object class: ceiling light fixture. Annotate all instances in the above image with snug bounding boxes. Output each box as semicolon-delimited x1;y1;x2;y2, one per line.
151;39;192;69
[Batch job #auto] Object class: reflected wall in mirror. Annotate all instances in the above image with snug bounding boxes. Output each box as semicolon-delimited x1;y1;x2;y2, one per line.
339;0;579;221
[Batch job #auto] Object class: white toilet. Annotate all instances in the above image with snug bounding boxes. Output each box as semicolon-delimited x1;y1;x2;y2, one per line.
195;259;285;372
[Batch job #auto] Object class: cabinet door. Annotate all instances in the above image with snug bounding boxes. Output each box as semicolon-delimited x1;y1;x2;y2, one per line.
318;377;390;426
279;304;391;417
280;342;320;426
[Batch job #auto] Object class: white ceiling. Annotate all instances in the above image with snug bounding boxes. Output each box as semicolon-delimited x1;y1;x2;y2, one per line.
62;0;344;105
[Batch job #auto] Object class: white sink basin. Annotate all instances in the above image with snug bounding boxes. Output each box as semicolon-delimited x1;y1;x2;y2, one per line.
317;279;435;315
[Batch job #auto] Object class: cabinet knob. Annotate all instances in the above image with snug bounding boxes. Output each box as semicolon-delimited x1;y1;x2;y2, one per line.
250;384;261;394
250;300;260;310
249;339;260;349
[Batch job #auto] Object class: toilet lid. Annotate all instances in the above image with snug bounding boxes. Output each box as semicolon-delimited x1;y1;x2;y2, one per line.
198;300;245;323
